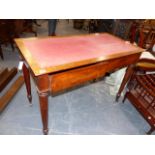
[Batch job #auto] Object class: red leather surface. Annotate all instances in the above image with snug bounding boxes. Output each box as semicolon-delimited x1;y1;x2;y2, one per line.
23;33;139;68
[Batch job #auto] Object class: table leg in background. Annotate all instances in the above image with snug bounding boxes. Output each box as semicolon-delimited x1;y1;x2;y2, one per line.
22;63;32;103
116;65;134;101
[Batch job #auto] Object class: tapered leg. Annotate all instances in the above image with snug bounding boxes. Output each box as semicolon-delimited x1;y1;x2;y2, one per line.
122;92;128;103
116;65;134;102
22;63;32;103
36;74;49;135
39;92;48;135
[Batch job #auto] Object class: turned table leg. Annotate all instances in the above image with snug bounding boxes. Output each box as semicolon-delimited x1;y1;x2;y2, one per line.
39;92;49;135
22;63;32;103
37;74;50;135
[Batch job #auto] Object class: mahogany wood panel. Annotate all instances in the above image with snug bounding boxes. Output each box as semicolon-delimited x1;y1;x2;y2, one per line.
125;91;155;129
51;53;141;94
51;61;107;94
123;73;155;134
0;67;17;92
0;76;24;112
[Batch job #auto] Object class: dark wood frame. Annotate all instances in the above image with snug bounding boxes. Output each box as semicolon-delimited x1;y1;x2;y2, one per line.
0;76;24;112
116;24;155;101
116;58;155;101
122;73;155;134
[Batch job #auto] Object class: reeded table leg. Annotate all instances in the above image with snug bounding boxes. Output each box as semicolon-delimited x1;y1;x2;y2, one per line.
39;92;48;135
116;65;134;102
22;63;32;103
37;74;50;135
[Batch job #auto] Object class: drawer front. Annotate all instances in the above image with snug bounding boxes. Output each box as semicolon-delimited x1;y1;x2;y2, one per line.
51;61;108;94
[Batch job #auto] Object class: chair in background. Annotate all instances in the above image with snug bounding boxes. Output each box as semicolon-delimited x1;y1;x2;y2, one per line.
115;24;155;134
122;61;155;134
130;20;155;49
0;20;15;60
0;19;38;60
22;20;37;36
116;27;155;101
13;19;37;37
88;19;114;33
106;20;154;97
138;27;155;50
112;19;133;40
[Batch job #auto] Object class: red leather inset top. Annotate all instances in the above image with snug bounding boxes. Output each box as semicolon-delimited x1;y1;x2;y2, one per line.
23;33;140;68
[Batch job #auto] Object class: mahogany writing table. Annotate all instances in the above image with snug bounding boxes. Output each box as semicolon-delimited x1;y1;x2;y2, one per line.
15;33;144;134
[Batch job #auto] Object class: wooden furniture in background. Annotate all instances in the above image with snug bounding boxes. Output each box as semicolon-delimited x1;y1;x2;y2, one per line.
73;19;85;29
0;67;17;92
0;67;24;112
0;19;37;60
116;57;155;101
21;20;37;36
113;19;133;40
123;68;155;134
130;19;155;47
88;19;113;33
0;76;24;112
12;19;37;37
136;27;155;50
116;23;155;101
0;20;15;60
15;33;144;134
115;25;155;133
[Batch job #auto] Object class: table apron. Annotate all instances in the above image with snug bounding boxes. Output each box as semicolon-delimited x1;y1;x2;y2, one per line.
50;53;141;95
